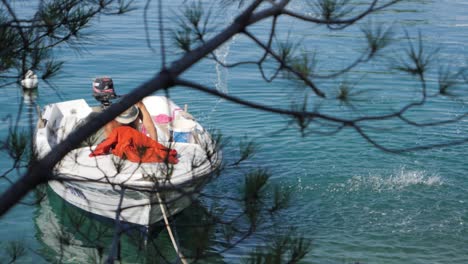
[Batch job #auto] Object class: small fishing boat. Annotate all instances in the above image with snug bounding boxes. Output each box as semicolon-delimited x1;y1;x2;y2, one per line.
34;94;222;228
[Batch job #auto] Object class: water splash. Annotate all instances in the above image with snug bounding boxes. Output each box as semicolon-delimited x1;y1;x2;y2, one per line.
214;41;231;95
346;168;442;192
198;25;237;124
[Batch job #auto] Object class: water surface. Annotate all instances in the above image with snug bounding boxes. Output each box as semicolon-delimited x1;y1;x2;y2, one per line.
0;0;467;263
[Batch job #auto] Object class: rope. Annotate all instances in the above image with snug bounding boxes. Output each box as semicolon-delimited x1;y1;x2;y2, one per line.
156;192;188;264
106;188;127;263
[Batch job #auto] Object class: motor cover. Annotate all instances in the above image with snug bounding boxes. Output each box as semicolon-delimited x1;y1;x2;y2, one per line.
93;77;116;105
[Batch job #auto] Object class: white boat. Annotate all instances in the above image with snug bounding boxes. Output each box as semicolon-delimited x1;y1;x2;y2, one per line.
34;95;222;228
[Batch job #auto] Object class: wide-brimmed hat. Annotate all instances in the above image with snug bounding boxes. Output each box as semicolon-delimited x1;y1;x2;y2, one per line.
115;105;139;124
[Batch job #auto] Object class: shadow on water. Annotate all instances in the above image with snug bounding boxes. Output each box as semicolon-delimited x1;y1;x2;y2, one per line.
34;186;224;263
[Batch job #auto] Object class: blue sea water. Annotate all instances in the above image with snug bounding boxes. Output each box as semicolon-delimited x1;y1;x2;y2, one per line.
0;0;467;263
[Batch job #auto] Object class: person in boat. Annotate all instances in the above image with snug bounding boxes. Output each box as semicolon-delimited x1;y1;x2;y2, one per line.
90;105;178;164
104;101;158;141
93;76;157;141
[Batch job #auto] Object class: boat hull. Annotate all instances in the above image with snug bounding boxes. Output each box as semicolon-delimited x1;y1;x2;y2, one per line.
48;177;204;226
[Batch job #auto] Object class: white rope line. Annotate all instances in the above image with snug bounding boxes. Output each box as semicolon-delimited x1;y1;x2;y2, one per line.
156;192;188;264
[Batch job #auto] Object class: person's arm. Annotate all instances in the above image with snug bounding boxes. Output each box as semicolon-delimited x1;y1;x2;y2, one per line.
104;120;120;137
136;101;158;141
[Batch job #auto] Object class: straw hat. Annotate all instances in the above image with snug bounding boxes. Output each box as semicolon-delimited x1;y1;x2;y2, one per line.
115;105;139;124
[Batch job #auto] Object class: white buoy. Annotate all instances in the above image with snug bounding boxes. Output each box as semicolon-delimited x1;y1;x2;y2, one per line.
21;70;38;89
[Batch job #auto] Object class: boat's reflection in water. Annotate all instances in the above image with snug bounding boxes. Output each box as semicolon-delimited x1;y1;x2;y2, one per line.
34;187;223;263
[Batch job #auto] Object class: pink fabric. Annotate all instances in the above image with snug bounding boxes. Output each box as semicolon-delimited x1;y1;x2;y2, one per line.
154;114;173;124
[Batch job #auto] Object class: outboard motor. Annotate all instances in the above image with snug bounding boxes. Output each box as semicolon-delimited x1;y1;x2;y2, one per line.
93;77;117;107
